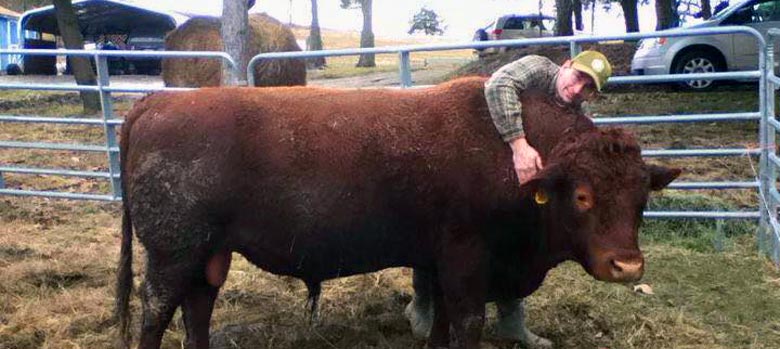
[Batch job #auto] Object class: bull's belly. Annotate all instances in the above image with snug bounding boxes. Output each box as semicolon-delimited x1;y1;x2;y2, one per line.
230;226;421;282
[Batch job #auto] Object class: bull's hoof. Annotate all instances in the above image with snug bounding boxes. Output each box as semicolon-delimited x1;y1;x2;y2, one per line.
404;298;432;339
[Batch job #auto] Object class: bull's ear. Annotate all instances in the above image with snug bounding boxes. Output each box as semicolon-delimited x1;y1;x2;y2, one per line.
648;165;682;191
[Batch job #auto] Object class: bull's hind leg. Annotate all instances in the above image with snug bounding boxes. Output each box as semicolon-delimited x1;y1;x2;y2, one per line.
137;254;196;349
181;282;220;349
181;249;232;349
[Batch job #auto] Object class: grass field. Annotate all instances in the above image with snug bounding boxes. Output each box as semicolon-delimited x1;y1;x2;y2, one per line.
289;26;476;80
2;36;780;348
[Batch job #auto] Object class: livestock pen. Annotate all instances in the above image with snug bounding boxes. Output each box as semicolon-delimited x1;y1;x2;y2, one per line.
1;28;779;348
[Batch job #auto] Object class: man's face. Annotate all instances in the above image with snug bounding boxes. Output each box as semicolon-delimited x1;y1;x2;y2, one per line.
556;61;597;104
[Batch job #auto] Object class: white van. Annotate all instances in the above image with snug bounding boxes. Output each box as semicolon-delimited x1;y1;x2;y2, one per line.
474;14;556;54
631;0;780;90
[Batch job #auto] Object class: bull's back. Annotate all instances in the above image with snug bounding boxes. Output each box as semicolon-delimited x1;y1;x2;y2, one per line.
122;79;516;278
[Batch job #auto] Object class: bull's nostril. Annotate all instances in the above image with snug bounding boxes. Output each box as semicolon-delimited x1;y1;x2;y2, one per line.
611;259;644;279
610;259;624;273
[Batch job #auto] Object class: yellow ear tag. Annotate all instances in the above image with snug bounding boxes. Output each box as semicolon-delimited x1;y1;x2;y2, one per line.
534;190;549;205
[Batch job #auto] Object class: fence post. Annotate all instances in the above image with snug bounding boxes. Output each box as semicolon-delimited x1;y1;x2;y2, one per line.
95;54;122;200
0;171;4;188
569;41;581;58
760;33;780;261
399;50;412;88
768;37;780;265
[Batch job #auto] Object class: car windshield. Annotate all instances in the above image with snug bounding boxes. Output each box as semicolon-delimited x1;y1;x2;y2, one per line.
711;0;754;20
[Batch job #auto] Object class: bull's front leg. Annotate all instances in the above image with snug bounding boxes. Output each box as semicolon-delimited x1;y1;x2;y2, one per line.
430;226;487;349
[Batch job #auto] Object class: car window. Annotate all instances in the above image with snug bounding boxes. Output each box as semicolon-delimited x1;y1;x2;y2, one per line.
128;37;163;44
752;0;780;21
524;18;554;31
712;0;755;20
503;17;525;30
725;0;780;23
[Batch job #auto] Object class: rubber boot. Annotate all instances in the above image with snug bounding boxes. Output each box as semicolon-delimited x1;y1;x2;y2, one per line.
496;298;553;348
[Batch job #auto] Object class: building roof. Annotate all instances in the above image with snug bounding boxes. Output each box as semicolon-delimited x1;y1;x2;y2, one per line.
0;5;20;19
19;0;183;37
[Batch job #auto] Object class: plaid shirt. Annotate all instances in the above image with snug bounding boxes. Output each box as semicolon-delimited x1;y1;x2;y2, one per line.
485;55;576;142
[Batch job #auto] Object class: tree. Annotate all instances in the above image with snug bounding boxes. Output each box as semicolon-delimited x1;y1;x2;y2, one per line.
221;0;249;85
700;0;713;19
656;0;680;29
52;0;100;114
307;0;326;69
408;7;445;36
573;0;584;31
688;0;722;20
619;0;640;32
340;0;375;67
555;0;574;36
591;0;650;33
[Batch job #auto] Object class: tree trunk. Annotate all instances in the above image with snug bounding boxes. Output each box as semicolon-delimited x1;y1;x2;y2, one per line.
555;0;574;36
620;0;640;33
655;0;679;30
221;0;249;85
573;0;584;31
701;0;712;19
356;0;375;67
52;0;100;114
307;0;326;69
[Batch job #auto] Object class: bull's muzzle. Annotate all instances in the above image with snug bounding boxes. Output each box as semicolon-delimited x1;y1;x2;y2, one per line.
609;258;644;282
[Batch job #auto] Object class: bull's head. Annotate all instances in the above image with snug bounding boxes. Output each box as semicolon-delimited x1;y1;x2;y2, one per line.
522;128;680;283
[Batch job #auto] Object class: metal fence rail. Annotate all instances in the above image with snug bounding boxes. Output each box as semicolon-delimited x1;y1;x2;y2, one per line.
0;49;235;201
1;26;779;261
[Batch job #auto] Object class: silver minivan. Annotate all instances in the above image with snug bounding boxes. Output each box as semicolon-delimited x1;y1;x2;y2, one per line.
474;14;556;54
631;0;780;90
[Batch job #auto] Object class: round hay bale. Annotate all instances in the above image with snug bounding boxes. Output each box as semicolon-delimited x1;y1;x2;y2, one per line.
162;13;306;87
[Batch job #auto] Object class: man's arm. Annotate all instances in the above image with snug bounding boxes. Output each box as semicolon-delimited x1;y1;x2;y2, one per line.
485;78;526;142
484;56;555;184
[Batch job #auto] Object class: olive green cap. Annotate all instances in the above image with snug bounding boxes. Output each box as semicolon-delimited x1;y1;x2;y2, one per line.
571;50;612;91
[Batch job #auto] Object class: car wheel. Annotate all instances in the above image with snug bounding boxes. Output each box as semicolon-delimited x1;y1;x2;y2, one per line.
673;51;723;91
5;63;21;75
473;29;488;52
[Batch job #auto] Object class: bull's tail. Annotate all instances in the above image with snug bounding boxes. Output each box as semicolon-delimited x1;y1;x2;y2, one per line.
115;203;133;349
305;281;321;325
115;98;144;349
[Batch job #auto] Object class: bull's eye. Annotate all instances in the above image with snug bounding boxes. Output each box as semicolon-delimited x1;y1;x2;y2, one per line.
574;185;594;211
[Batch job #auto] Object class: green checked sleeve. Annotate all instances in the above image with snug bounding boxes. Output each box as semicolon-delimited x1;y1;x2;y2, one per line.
484;55;559;142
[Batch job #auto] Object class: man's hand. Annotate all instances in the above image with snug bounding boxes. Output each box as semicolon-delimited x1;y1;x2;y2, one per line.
509;137;543;185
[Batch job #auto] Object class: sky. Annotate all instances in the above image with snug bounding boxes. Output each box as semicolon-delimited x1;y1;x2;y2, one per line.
129;0;692;41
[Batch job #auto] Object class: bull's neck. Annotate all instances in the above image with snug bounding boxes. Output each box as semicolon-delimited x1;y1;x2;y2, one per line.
511;193;574;268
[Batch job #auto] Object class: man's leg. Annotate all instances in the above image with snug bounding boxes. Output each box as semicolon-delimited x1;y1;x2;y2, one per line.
496;298;553;348
406;270;554;348
405;269;434;338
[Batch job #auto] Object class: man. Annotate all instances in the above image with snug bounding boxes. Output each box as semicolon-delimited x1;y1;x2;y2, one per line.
488;50;612;184
406;50;612;348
